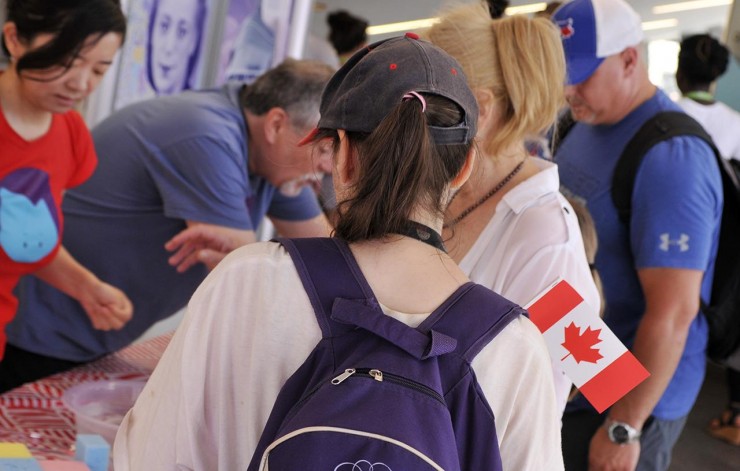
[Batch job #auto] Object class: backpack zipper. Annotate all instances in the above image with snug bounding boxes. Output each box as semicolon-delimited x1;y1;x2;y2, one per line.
331;368;445;406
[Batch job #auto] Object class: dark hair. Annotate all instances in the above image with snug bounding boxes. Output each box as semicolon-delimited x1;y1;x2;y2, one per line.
485;0;510;19
240;58;335;130
316;94;472;243
678;34;730;86
3;0;127;76
146;0;207;92
327;10;368;55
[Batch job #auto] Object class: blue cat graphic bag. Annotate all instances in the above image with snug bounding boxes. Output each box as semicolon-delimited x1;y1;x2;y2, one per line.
246;237;525;471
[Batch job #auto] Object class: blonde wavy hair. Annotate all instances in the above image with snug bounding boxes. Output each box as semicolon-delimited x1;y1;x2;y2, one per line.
425;3;566;157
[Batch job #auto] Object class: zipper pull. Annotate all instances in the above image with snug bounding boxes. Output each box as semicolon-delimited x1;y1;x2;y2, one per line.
369;369;383;382
331;368;356;385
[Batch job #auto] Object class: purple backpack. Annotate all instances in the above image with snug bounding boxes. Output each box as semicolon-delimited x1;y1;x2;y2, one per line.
247;237;524;471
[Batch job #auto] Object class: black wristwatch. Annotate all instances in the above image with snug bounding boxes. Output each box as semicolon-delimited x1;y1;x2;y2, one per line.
606;420;641;445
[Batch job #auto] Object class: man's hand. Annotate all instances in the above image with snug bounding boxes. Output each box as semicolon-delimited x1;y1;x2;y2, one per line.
588;426;640;471
80;281;133;331
165;223;256;273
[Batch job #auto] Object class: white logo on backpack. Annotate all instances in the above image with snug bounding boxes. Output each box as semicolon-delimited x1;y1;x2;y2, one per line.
334;460;392;470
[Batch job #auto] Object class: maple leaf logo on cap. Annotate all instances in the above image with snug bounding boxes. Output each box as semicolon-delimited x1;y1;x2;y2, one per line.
556;18;575;39
561;321;603;364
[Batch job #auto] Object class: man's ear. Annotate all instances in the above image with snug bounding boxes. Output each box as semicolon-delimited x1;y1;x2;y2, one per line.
451;146;476;190
621;47;640;78
262;107;289;145
2;23;23;60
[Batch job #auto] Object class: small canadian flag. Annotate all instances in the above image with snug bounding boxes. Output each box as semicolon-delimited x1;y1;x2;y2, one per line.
525;279;650;413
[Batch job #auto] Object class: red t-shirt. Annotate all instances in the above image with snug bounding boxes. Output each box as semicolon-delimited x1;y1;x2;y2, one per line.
0;108;97;358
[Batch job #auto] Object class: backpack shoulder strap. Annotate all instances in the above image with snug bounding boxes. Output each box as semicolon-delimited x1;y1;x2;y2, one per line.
277;237;461;359
278;237;523;362
276;237;373;339
612;111;721;225
418;284;525;363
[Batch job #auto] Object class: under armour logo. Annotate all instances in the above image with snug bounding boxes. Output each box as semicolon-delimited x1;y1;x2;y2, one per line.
659;233;690;252
335;460;392;471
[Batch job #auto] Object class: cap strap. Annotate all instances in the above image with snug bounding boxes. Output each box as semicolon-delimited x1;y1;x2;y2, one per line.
402;91;427;112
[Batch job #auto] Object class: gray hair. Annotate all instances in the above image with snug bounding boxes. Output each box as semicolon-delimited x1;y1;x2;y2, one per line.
240;58;335;129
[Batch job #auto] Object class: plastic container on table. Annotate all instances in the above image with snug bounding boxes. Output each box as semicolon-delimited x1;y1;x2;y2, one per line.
62;380;146;446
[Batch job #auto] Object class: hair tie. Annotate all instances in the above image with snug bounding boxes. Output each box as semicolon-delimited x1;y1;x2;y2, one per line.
402;91;427;112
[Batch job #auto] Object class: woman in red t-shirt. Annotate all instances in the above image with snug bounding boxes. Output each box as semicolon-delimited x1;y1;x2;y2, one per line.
0;0;133;363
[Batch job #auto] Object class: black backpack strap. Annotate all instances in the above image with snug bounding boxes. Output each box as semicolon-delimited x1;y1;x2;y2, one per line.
611;111;721;225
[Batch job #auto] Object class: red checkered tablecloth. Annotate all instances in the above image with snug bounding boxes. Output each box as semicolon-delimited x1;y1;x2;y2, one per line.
0;333;172;460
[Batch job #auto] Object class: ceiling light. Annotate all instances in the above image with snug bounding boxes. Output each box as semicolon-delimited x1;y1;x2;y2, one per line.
366;1;547;37
642;18;680;30
505;2;547;15
366;18;440;36
653;0;731;15
366;2;679;38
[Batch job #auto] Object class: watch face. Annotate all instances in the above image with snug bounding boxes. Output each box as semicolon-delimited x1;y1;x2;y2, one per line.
611;425;630;443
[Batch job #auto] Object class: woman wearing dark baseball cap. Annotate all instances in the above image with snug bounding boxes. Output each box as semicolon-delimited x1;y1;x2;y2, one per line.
115;33;561;470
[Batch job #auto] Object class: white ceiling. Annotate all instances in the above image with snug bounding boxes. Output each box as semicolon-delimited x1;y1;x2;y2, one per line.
310;0;734;42
629;0;731;39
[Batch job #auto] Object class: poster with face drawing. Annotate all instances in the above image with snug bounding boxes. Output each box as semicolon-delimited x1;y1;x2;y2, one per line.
113;0;210;110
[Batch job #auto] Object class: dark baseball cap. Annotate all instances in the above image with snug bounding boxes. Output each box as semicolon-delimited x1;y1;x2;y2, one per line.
301;32;478;145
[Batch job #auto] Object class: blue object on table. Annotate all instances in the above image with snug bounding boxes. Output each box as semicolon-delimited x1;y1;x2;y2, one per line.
73;435;109;471
0;458;43;471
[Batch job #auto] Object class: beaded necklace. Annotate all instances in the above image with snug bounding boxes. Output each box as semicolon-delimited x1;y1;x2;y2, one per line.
444;160;524;228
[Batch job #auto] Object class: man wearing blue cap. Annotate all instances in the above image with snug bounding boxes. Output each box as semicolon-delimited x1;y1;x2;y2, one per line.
551;0;722;470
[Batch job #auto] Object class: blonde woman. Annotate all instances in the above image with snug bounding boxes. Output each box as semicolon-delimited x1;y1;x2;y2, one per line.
427;3;601;417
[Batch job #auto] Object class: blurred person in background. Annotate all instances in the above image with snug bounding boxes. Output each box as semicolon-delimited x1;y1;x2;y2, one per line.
676;34;740;163
485;0;510;19
327;9;368;64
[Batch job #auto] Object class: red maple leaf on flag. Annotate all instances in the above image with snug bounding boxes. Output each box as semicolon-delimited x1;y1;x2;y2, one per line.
561;321;603;364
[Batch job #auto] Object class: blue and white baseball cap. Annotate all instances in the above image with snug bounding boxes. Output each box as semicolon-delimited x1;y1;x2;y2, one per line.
552;0;644;85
